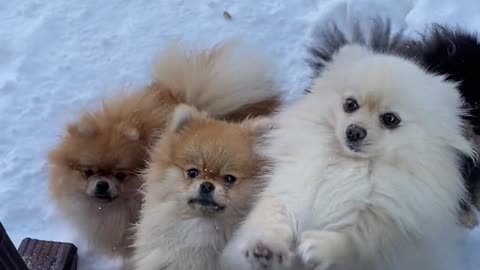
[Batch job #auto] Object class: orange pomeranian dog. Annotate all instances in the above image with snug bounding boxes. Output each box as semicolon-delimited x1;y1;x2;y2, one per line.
131;105;273;270
48;41;281;258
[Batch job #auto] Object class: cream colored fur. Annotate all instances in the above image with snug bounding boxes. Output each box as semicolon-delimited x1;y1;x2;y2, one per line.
49;40;281;263
221;45;474;270
154;40;280;119
131;106;273;270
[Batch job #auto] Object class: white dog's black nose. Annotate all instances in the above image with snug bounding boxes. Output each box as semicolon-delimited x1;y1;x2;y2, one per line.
199;182;215;195
346;124;367;142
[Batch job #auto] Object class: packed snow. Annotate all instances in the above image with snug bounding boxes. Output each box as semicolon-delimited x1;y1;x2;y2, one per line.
1;0;479;269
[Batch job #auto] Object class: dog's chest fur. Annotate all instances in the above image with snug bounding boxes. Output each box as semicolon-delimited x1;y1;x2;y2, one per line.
164;217;231;270
307;157;371;229
300;156;371;231
271;149;372;233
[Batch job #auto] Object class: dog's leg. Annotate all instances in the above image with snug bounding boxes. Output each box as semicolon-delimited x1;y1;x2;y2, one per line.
298;230;357;270
298;207;406;270
132;248;174;270
221;194;296;270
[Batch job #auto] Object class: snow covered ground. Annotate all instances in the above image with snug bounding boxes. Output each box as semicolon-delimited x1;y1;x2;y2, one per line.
1;0;479;269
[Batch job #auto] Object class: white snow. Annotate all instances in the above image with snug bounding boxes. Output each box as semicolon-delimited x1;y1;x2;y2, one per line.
0;0;479;269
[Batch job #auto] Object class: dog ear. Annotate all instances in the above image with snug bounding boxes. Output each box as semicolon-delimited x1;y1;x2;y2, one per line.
124;128;140;141
116;123;140;141
169;104;207;133
67;113;97;137
115;119;141;141
241;117;275;139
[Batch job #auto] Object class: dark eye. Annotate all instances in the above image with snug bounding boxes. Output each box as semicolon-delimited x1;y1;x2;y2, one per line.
186;168;200;179
381;113;401;129
114;172;127;181
83;168;95;177
343;98;359;113
224;175;237;183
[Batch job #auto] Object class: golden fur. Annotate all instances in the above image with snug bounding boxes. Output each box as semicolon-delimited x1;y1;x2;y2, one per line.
48;41;281;258
131;105;272;270
153;40;281;120
49;87;174;255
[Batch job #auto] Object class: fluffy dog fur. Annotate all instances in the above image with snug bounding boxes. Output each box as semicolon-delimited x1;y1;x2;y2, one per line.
400;25;480;128
308;20;480;229
221;34;474;270
131;105;272;270
48;41;281;257
399;25;480;227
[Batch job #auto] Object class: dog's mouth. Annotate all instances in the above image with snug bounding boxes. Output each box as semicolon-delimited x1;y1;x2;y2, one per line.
188;198;225;212
346;141;363;152
91;193;117;203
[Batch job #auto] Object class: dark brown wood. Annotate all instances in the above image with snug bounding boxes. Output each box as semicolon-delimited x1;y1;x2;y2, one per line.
18;238;78;270
0;222;29;270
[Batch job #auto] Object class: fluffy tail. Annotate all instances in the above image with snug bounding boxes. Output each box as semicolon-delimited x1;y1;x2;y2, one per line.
153;40;281;121
408;25;480;127
307;18;407;82
413;25;480;212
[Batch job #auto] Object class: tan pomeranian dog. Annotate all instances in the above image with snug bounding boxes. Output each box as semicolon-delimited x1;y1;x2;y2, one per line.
48;41;281;258
131;105;273;270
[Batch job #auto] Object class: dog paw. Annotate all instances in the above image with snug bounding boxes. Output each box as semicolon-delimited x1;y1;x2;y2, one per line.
298;231;349;270
243;239;293;270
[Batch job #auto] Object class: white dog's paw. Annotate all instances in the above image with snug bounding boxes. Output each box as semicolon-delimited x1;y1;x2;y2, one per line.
243;238;294;270
298;231;350;270
221;232;294;270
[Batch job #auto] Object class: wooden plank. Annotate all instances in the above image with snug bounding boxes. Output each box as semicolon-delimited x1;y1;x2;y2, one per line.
18;238;78;270
0;222;29;270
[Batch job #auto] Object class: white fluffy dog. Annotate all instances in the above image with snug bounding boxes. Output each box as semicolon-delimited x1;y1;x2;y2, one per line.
221;43;474;270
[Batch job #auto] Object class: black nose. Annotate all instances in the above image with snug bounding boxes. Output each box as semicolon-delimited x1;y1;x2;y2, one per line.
346;124;367;142
199;182;215;195
95;181;110;195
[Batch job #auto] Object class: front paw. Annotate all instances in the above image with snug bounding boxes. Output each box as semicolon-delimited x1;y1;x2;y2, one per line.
298;231;351;270
221;233;293;270
243;238;293;270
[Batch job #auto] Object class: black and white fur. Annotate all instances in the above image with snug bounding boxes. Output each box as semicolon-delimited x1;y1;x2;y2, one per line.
308;20;480;228
221;20;474;270
400;25;480;225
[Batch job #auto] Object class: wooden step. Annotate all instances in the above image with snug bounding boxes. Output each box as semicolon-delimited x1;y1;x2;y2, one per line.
0;222;28;270
0;222;79;270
